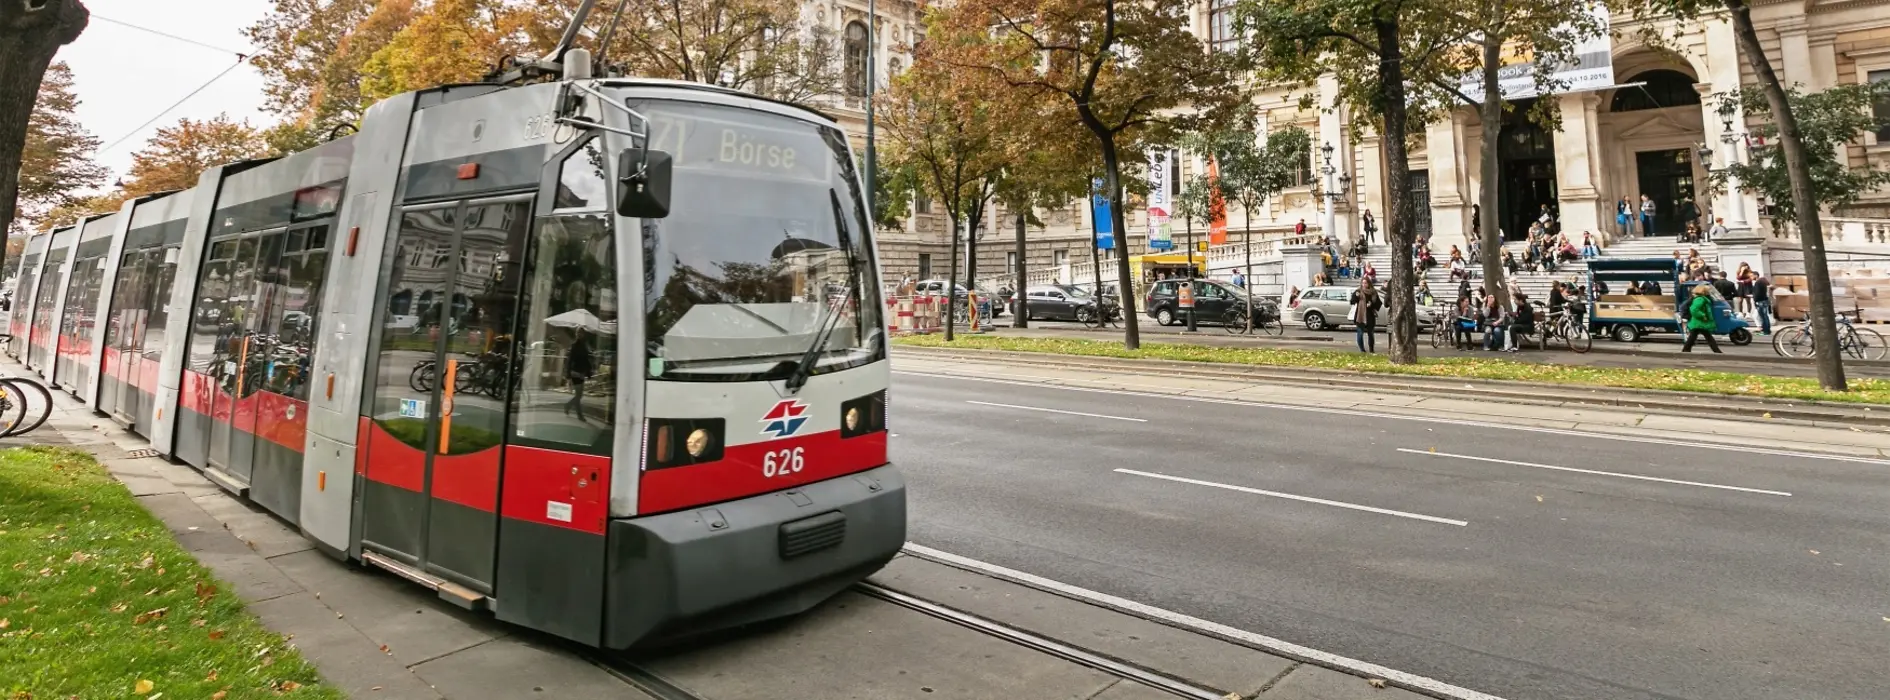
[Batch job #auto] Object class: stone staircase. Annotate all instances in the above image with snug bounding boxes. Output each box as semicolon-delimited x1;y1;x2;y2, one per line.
1316;238;1725;304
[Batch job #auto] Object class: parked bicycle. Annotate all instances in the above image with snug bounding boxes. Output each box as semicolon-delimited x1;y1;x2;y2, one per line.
1772;305;1887;360
0;374;54;439
1540;307;1594;354
1223;301;1284;336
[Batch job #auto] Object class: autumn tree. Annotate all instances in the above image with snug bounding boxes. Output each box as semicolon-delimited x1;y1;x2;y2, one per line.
361;0;534;101
0;0;88;270
878;47;1009;341
14;62;107;236
1184;118;1311;331
547;0;844;105
1625;0;1851;390
930;0;1247;349
124;116;268;196
991;101;1091;328
1241;0;1470;363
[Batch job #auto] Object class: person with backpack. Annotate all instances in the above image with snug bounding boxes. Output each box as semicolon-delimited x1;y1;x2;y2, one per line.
1350;278;1384;353
1681;284;1724;353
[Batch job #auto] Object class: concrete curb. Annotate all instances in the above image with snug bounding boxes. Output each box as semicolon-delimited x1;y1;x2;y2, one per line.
891;345;1890;428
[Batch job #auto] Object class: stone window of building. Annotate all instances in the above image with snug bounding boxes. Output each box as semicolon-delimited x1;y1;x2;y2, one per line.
845;21;869;98
1610;70;1702;112
1871;70;1890;142
1208;0;1239;52
918;253;932;279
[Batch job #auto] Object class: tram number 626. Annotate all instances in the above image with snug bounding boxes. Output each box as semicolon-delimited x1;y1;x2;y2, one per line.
762;447;805;478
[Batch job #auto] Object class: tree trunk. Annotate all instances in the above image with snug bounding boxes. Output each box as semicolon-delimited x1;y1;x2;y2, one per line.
1013;211;1029;328
0;0;90;273
1243;206;1254;332
1726;0;1844;390
965;196;983;329
1478;30;1508;308
1100;138;1141;349
1376;17;1418;363
945;212;960;341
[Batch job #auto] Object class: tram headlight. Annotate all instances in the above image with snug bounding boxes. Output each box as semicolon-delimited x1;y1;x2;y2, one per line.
686;428;711;458
840;391;887;438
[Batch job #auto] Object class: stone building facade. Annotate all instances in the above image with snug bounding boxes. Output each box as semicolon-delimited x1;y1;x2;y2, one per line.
824;1;1890;286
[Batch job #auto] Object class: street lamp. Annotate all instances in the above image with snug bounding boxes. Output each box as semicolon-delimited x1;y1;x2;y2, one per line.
1311;141;1352;242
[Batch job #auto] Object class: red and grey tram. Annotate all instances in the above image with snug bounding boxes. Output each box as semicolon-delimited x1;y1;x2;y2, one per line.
5;56;903;647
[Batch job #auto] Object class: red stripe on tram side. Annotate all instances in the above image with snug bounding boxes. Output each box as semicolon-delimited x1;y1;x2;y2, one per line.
354;417;371;476
361;420;426;493
103;347;119;379
637;430;889;515
499;446;610;535
429;447;500;513
251;391;309;453
139;356;159;393
232;389;261;437
179;370;213;416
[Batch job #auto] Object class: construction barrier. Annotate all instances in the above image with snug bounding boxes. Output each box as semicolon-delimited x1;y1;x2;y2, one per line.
889;295;943;335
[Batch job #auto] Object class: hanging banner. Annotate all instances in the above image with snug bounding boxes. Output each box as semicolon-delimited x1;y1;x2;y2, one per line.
1145;150;1173;251
1207;157;1228;245
1455;5;1614;102
1091;178;1116;250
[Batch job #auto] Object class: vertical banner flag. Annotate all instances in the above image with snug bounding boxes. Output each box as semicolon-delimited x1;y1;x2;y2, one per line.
1092;177;1116;250
1207;157;1229;245
1146;150;1174;251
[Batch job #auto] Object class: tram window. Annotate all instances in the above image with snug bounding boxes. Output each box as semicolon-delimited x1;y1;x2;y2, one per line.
142;247;179;363
285;229;306;254
554;137;609;211
306;225;329;250
508;212;616;453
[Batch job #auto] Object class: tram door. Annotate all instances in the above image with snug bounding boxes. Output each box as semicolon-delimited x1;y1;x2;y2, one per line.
198;230;286;485
360;196;529;592
102;250;154;423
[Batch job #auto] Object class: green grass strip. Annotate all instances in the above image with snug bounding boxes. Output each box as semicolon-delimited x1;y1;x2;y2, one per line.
894;334;1890;405
0;446;342;699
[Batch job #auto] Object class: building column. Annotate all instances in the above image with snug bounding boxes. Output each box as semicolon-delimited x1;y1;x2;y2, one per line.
1317;74;1353;242
1704;17;1761;228
1778;23;1812;87
1424;112;1470;248
1356;126;1386;239
1553;92;1606;239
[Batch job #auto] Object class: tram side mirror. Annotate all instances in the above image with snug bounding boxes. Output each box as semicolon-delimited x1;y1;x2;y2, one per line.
617;149;673;219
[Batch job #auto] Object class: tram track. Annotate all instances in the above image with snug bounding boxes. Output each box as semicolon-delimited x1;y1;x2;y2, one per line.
590;581;1236;700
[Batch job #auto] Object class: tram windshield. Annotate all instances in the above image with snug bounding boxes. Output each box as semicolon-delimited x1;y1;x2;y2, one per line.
633;99;883;381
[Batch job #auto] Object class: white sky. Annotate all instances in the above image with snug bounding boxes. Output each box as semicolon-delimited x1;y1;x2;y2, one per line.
59;0;271;184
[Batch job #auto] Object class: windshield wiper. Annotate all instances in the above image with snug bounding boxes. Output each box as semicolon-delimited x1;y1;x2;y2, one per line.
784;190;865;393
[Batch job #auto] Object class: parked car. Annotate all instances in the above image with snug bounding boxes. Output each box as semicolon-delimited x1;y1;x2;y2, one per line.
1011;285;1105;322
1289;285;1436;330
913;279;1004;318
1145;279;1273;326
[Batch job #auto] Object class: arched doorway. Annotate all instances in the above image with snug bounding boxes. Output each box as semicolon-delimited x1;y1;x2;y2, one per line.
1611;69;1705;236
1499;101;1557;241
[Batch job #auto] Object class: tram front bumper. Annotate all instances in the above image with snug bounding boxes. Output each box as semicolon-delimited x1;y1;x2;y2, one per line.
602;463;906;648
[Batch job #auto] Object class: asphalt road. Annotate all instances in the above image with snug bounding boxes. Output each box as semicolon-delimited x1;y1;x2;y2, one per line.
893;370;1890;700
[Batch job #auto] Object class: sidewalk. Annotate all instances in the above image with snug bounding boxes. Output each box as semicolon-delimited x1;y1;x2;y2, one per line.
1004;321;1890;380
7;362;1461;700
892;351;1890;459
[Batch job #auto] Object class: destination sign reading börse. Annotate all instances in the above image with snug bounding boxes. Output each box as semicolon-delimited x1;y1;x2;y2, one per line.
644;105;833;184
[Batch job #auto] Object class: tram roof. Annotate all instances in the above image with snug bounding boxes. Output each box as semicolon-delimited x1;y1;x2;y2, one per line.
597;77;839;126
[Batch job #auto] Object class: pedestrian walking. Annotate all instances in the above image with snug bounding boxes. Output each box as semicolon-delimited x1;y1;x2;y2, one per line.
1640;194;1657;236
1681;285;1723;353
1617;195;1633;238
1349;279;1383;354
564;329;595;418
1734;262;1755;316
1362;209;1378;243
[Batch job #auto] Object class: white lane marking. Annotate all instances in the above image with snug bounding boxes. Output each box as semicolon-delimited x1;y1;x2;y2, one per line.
1115;468;1470;526
901;543;1507;700
965;400;1146;422
1396;448;1794;497
892;369;1890;466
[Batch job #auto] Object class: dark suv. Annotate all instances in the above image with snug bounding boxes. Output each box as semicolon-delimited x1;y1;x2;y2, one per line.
1145;279;1272;326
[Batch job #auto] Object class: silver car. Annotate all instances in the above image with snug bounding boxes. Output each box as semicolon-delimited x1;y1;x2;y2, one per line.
1289;285;1439;330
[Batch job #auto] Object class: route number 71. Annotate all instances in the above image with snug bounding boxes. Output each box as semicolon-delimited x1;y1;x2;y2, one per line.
762;447;805;478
